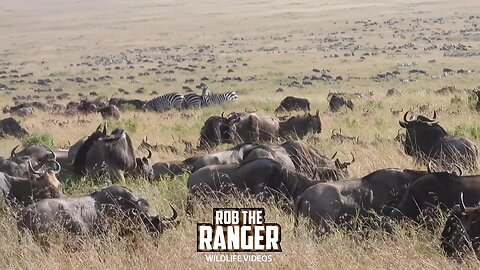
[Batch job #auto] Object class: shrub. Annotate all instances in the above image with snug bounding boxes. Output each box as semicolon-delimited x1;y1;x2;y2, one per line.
453;124;480;140
22;133;54;148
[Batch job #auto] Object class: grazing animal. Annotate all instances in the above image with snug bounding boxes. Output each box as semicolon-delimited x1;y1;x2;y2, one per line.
399;110;478;171
0;160;62;206
281;140;353;181
73;127;153;183
275;96;311;113
328;94;354;112
390;166;480;221
187;158;319;206
202;88;238;106
152;160;192;180
278;111;322;140
98;105;121;120
183;93;209;109
109;97;146;111
440;193;480;258
295;168;428;232
229;113;280;144
198;115;231;150
0;117;28;138
17;186;178;241
144;93;184;112
1;145;58;177
10;106;35;117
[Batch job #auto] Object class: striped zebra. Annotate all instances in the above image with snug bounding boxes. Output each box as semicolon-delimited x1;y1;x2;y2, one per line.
202;88;238;106
144;93;184;112
183;93;208;109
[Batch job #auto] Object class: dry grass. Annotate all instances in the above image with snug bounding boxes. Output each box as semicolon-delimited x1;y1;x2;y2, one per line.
1;0;480;269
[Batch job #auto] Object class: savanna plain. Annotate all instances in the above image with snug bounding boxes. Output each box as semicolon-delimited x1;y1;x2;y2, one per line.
1;0;480;269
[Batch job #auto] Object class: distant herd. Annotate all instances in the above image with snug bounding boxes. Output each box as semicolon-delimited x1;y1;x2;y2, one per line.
1;93;480;259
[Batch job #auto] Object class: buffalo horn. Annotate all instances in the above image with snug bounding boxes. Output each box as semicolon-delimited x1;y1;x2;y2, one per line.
28;160;42;176
48;148;56;161
459;192;466;212
162;204;179;222
10;145;19;159
403;110;411;123
49;161;61;174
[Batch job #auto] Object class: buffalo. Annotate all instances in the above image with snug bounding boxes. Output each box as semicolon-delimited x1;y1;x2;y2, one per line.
328;94;354;112
295;168;428;232
98;105;121;120
440;193;480;258
390;166;480;221
399;110;478;171
275;96;311;113
0;117;28;138
281;140;354;181
17;186;178;242
198;115;231;150
278;111;322;140
187;158;318;205
0;160;62;206
1;145;58;177
73;126;153;182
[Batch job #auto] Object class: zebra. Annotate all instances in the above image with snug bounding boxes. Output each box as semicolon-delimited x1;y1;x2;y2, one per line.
202;88;238;106
183;93;208;109
144;93;184;112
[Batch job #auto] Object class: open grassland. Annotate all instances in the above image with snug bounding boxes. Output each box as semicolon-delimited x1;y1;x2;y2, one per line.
1;0;480;269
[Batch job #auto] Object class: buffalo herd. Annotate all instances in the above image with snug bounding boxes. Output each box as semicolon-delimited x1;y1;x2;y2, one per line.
1;95;480;260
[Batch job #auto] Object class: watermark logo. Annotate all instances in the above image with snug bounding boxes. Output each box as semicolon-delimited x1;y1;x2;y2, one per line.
197;208;282;252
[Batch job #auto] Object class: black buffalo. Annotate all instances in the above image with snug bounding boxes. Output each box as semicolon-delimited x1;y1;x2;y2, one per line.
275;96;311;113
17;186;178;241
399;110;478;171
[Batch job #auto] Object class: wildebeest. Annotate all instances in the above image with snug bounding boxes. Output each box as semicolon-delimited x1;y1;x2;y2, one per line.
295;168;428;232
187;158;318;207
17;186;178;241
328;94;354;112
229;113;280;143
281;140;354;181
399;110;478;171
187;148;244;172
198;115;231;150
0;160;62;206
0;145;58;177
109;97;146;111
152;160;192;180
440;193;480;258
73;126;153;183
98;105;121;120
278;111;321;140
275;96;311;113
0;117;28;138
390;166;480;221
10;106;35;117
